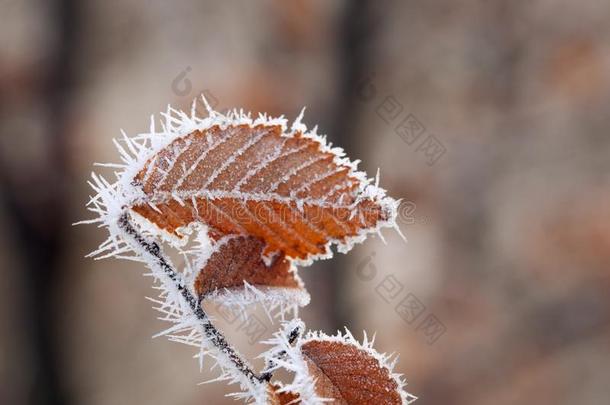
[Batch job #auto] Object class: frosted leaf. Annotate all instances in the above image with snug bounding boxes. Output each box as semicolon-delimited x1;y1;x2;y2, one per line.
123;100;398;265
195;235;310;318
263;323;417;405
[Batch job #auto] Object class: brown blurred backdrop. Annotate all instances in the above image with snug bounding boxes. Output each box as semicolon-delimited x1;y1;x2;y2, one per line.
1;0;610;404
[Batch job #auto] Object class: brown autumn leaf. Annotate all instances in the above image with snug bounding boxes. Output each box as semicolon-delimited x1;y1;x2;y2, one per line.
263;322;416;404
300;339;403;405
129;121;394;262
194;235;300;297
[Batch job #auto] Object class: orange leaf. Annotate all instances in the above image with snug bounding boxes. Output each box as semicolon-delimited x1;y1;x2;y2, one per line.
301;339;403;404
194;235;303;300
129;122;395;263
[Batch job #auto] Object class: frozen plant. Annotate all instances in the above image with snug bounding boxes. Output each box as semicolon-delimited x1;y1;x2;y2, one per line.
80;95;417;404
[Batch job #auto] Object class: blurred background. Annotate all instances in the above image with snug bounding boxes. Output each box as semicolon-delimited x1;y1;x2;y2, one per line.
1;0;610;404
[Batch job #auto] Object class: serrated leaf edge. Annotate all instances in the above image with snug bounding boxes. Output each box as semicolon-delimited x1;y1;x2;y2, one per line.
262;322;417;405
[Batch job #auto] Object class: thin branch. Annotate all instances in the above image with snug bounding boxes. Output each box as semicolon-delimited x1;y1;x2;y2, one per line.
260;323;302;381
117;212;270;385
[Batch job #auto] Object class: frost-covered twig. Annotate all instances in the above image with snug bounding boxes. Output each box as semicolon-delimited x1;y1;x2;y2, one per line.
118;212;269;387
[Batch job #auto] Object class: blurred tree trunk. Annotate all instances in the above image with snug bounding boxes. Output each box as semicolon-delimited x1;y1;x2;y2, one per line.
324;0;379;330
0;0;79;403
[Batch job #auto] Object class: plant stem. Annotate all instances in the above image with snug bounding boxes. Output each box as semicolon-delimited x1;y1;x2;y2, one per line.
260;323;302;381
118;212;271;385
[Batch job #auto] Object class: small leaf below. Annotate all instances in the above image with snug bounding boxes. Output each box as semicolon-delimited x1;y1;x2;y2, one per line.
195;235;299;296
194;235;308;310
301;340;403;405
